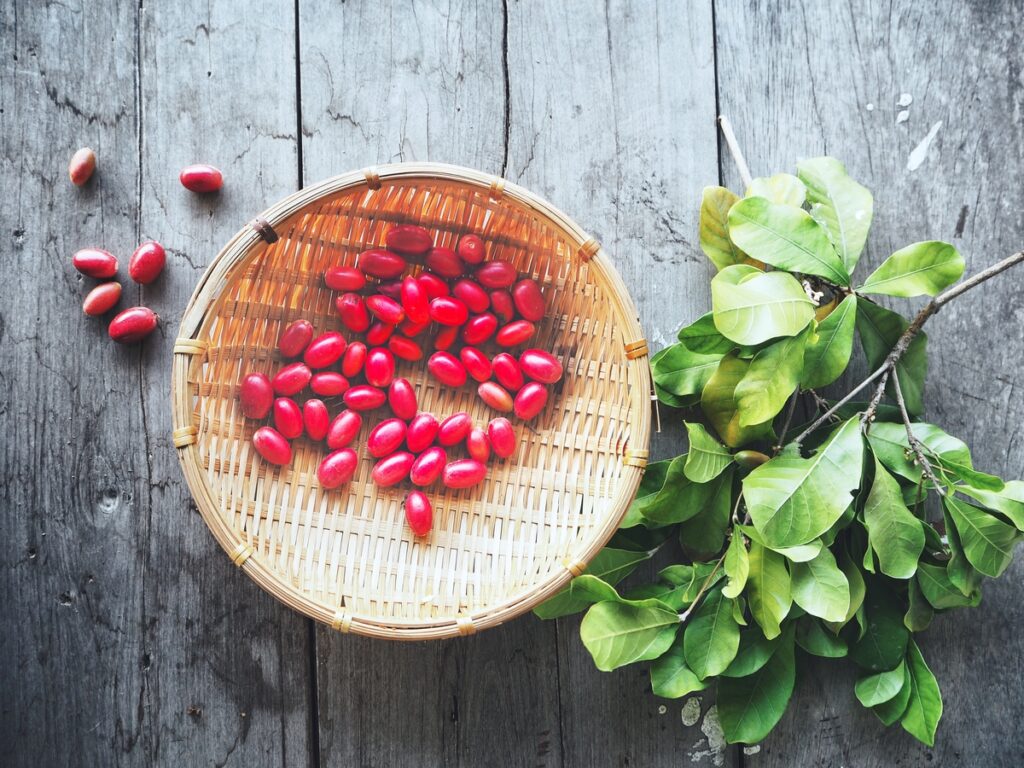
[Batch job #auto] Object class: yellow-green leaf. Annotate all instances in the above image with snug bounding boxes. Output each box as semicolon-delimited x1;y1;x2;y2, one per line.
900;640;943;746
650;634;708;698
801;294;857;389
684;422;734;482
746;173;807;207
859;241;964;297
945;495;1018;578
700;186;746;270
746;542;792;640
855;661;906;707
722;528;750;599
701;353;775;448
684;586;741;679
797;156;873;273
734;328;809;426
580;598;680;672
790;546;850;622
863;456;925;579
711;264;816;346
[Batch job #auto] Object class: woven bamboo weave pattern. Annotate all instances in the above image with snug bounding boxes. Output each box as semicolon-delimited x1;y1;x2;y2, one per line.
172;163;650;640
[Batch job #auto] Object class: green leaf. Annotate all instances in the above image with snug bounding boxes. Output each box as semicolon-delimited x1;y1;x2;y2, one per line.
580;598;680;672
684;586;741;680
651;343;722;398
960;481;1024;530
534;547;655;619
772;539;823;563
900;640;943;746
677;312;737;355
916;563;977;609
866;421;971;486
945;495;1018;578
856;301;928;416
721;628;779;678
678;468;735;560
796;156;874;272
623;459;675;527
653;381;700;409
743;418;865;547
746;173;807;207
718;625;797;744
734;328;809;426
863;456;926;579
700;186;745;270
701;353;775;448
904;577;934;632
639;457;725;527
943;505;983;598
660;561;725;605
722;529;750;599
608;525;674;552
796;616;848;658
873;663;913;725
728;196;850;284
800;294;857;389
711;265;816;346
859;241;964;298
746;542;792;639
650;634;708;698
855;661;906;707
848;580;910;672
790;546;850;622
684;422;734;482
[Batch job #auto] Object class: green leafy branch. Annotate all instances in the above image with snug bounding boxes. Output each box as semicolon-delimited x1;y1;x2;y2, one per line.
536;125;1024;748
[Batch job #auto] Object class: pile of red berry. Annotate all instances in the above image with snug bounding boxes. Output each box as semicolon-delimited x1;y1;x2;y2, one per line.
237;224;564;537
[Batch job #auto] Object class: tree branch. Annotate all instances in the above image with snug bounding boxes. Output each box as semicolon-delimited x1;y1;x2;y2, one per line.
718;115;753;188
792;365;888;443
892;372;946;496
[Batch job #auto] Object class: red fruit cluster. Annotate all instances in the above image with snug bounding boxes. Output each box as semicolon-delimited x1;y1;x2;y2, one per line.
238;224;564;538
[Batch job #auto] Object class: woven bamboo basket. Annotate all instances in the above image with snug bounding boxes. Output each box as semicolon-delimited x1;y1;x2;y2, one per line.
171;163;651;640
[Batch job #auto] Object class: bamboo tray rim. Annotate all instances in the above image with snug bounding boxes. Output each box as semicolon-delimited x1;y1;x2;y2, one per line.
172;162;651;640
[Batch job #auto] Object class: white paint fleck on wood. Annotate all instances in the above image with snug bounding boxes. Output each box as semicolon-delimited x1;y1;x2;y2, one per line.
907;121;943;170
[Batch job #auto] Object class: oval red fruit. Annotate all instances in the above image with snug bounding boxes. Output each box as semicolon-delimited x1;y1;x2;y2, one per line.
459;346;492;383
278;319;314;358
273;397;304;439
327;409;362;449
179;164;223;193
73;247;118;279
336;293;370;333
491;353;524;391
324;265;366;292
376;280;404;300
82;282;122;316
496;320;535;347
519;348;564;384
386;225;433;256
490;290;515;323
303;331;347;369
462;313;498;345
404;491;433;536
365;347;396;387
318;448;358;489
367;418;408;458
341;341;367;378
366;294;405;326
476;260;517;289
429;296;469;326
437;412;473;446
487;418;517;458
272;362;312;396
303;398;330;441
252;426;291;465
452;279;490;313
512;278;545;321
128;241;166;284
434;325;459;351
68;147;96;186
344;385;387;411
410;446;447;486
358;248;407;279
239;372;274;419
310;371;350;397
425;246;464;278
399;317;430;337
442;459;487;489
399;276;430;324
389;335;422;362
466;427;491;462
427;352;467;387
108;306;158;343
456;234;486;265
406;413;439;453
388;378;418;420
366;321;394;347
418;273;449;300
478;381;514;412
371;451;415;487
514;382;548;420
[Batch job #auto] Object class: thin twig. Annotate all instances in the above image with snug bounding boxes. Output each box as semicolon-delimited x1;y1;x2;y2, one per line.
731;491;744;525
718;115;754;188
892;372;946;496
774;389;801;453
792;365;888;443
679;551;728;622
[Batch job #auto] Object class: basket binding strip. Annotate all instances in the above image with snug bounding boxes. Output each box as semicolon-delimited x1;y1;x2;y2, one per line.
172;163;651;640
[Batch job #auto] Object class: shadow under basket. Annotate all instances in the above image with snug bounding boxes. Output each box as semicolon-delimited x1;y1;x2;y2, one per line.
171;163;651;640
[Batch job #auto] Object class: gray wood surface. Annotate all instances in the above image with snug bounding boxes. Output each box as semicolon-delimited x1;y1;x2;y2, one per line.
2;0;1022;765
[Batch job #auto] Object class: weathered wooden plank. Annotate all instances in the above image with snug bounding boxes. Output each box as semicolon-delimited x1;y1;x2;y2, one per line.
300;3;565;766
500;0;727;764
716;0;1024;764
136;1;312;765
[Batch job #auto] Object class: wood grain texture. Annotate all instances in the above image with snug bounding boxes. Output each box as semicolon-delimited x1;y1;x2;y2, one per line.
716;0;1024;765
